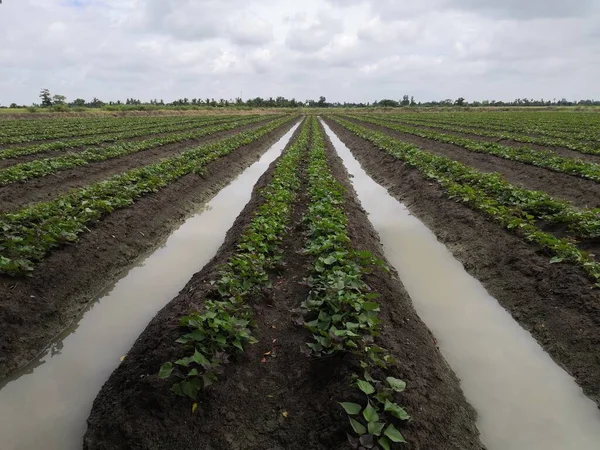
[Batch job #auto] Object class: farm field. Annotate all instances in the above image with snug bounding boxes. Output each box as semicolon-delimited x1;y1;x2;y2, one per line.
1;110;600;450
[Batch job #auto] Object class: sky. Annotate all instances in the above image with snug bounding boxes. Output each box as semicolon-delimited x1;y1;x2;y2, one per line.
0;0;599;105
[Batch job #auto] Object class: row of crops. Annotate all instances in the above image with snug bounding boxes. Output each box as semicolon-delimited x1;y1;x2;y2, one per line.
329;116;600;286
157;117;408;448
0;116;271;185
377;111;600;143
0;114;269;144
0;115;294;273
348;115;600;177
376;114;600;155
0;115;271;159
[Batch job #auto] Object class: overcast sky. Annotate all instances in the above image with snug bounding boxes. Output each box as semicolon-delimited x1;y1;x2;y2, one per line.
1;0;599;105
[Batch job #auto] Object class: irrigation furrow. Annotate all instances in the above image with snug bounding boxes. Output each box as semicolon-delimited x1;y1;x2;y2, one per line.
329;116;600;286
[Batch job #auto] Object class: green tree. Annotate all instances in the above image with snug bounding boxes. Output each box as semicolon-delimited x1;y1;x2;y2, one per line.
52;94;66;105
39;88;52;107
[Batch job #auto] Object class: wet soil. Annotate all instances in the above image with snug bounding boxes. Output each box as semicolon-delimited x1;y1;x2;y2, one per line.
0;119;274;212
347;118;600;209
83;123;482;450
0;120;296;380
323;117;600;408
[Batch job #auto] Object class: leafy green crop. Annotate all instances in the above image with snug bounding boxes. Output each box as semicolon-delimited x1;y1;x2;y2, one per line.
0;115;274;184
0;115;268;159
0;116;296;275
348;114;600;182
375;113;600;156
158;118;309;399
0;114;240;146
331;116;600;286
301;117;408;448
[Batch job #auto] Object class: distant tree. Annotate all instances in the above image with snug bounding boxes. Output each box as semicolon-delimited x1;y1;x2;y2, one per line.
400;95;410;106
9;103;18;108
89;97;104;108
454;97;466;106
410;96;416;106
39;88;52;107
52;94;66;105
318;96;327;107
378;99;399;107
71;98;86;107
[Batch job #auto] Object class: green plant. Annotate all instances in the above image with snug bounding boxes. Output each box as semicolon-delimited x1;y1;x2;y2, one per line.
0;115;296;275
300;117;408;446
330;116;600;286
158;117;309;399
341;371;409;449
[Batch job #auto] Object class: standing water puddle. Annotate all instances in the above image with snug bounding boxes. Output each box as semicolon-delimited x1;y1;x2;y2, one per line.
0;123;300;450
321;120;600;450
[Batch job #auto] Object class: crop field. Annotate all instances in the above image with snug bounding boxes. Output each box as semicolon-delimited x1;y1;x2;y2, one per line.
1;110;600;450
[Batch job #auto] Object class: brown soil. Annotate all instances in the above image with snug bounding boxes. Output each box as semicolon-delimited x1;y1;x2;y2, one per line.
323;117;600;408
0;120;296;379
83;122;482;450
0;119;273;212
390;120;600;164
348;117;600;209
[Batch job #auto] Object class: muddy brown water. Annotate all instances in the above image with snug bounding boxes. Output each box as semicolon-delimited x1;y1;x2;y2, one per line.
321;120;600;450
0;123;300;450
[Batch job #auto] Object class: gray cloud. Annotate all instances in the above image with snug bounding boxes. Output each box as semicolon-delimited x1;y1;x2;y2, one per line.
0;0;598;105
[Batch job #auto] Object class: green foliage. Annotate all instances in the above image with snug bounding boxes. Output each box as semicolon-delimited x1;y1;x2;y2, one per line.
351;114;600;182
0;116;267;174
379;111;600;155
342;373;410;449
332;116;600;286
300;117;408;447
0;116;296;275
159;118;309;399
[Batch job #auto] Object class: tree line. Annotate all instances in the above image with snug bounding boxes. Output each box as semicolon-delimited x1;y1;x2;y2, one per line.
1;89;599;110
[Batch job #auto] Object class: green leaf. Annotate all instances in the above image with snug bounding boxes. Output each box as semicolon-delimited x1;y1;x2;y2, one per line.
362;302;380;311
192;349;209;366
323;255;337;265
384;400;410;420
386;377;406;392
384;424;406;443
363;402;379;423
180;378;202;399
378;436;391;450
357;379;375;395
349;418;367;436
339;402;362;415
368;421;385;436
158;362;173;379
175;357;191;367
550;256;564;264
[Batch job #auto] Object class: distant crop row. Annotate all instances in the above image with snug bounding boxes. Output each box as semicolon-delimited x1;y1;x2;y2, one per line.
348;115;600;182
0;115;264;160
395;111;600;142
0;115;295;274
0;115;233;145
379;114;600;156
0;115;272;186
331;116;600;286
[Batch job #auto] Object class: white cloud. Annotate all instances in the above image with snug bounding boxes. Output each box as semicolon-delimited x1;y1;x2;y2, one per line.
0;0;598;105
